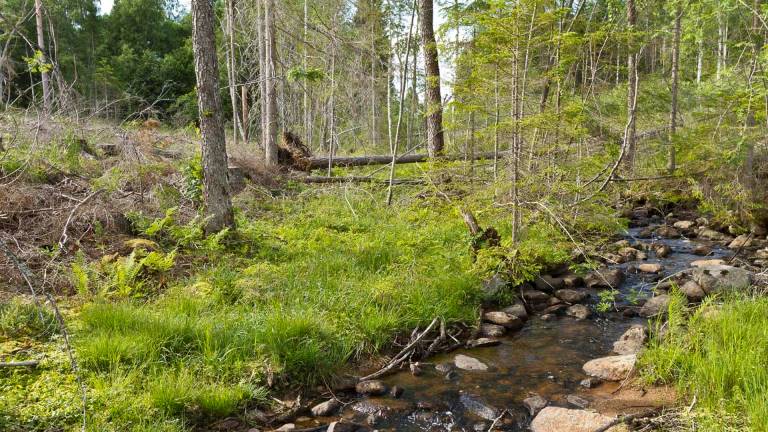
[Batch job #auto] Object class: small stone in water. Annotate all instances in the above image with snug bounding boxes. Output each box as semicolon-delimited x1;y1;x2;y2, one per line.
566;304;591;320
566;394;590;409
389;386;404;398
355;380;388;396
523;394;548;416
454;354;489;371
579;377;601;388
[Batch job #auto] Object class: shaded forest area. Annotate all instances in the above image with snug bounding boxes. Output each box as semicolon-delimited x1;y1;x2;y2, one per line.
1;0;768;431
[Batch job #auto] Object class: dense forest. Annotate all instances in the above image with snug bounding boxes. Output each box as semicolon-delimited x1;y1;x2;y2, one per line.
1;0;767;431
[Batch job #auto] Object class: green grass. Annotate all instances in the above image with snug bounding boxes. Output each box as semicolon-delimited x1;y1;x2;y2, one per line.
640;292;768;431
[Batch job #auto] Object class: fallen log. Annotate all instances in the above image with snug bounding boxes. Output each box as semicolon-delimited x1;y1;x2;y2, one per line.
301;176;424;185
308;150;509;170
0;360;39;368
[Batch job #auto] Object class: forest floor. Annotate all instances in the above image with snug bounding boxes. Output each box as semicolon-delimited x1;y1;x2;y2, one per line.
1;115;767;432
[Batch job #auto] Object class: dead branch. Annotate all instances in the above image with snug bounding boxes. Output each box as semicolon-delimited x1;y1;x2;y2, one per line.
0;360;39;367
359;317;439;382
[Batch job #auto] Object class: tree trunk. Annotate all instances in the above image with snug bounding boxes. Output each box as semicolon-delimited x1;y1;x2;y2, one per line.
696;36;703;84
191;0;235;234
668;4;681;174
419;0;444;157
224;0;242;145
263;0;279;166
623;0;638;172
34;0;51;113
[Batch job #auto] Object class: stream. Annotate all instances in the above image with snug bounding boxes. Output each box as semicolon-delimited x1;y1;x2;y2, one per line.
294;226;730;432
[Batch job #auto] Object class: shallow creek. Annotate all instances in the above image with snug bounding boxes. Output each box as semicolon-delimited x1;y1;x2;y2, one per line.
301;228;729;431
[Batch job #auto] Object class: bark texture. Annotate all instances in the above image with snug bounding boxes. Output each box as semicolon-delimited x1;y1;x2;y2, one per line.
191;0;235;234
263;0;279;166
668;4;682;173
419;0;444;157
623;0;638;171
34;0;51;113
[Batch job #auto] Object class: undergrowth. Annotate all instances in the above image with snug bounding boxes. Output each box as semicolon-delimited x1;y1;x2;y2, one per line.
640;292;768;432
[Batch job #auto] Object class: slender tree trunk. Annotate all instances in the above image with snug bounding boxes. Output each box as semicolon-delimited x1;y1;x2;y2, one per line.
241;85;249;141
34;0;51;113
419;0;444;157
224;0;241;145
696;36;703;84
256;0;267;152
303;0;309;146
623;0;638;172
263;0;278;166
191;0;235;234
668;4;682;174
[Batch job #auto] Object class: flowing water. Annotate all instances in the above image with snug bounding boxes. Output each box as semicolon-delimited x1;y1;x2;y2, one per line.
304;228;729;431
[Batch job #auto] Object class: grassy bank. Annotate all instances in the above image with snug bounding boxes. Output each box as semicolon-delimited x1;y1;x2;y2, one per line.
1;173;616;431
640;291;768;432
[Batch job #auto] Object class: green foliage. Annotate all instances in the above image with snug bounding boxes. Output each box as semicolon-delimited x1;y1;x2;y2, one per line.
0;299;57;341
640;293;768;431
287;66;326;83
180;156;203;204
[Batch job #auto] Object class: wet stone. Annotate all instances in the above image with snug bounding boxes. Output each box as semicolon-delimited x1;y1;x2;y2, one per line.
480;323;506;338
522;289;551;303
523;394;548;416
640;294;670;317
691;259;725;267
693;244;712;256
562;274;584;288
502;302;529;321
483;311;523;329
691;264;752;294
455;354;489;371
459;393;500;421
389;386;404;399
555;289;588;304
355;380;388;396
583;354;637;381
434;363;454;373
654;244;672;258
579;377;602;388
638;263;663;274
534;275;565;292
531;407;617;432
468;338;501;348
311;399;341;417
566;394;590;409
584;268;624;289
566;304;591;320
613;324;647;355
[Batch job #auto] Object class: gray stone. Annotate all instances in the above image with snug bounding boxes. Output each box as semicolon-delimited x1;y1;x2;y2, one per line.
502;302;528;321
522;290;551;303
613;324;647;355
459;393;500;421
691;259;725;267
579;377;602;388
583;354;637;381
693;244;712;256
584;268;624;289
566;394;590;409
639;294;670;317
691;265;752;294
728;234;753;249
454;354;489;371
562;274;584;288
523;394;548;416
673;220;695;230
638;263;663;274
654;244;672;258
530;407;616;432
680;280;706;301
698;228;730;241
655;226;680;238
479;323;506;338
355;380;388;396
566;304;591;320
311;399;341;417
556;289;589;304
468;338;501;348
483;311;523;329
535;275;565;292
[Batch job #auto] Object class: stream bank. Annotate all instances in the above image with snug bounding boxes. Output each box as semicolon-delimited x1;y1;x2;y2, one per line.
258;207;766;432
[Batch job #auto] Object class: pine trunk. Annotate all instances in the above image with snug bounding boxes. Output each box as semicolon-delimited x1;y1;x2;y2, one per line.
419;0;444;157
191;0;235;234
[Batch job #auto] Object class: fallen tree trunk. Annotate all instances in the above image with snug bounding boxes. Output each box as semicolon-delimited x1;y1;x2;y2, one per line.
301;176;424;185
308;150;508;170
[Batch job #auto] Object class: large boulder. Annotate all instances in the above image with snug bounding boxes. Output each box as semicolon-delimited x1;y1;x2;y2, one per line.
691;265;752;294
585;268;624;289
639;294;670;317
613;325;647;355
530;407;624;432
583;354;637;381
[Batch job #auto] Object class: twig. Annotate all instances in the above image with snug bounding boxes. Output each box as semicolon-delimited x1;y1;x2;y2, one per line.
0;360;40;367
58;189;101;252
359;317;439;381
487;409;508;431
44;293;87;432
593;408;661;432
